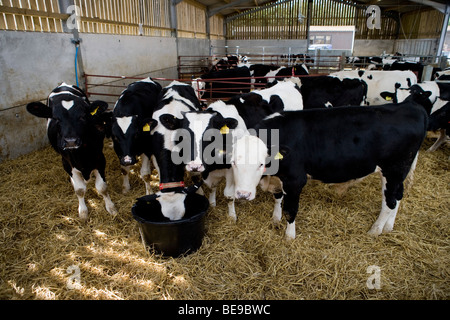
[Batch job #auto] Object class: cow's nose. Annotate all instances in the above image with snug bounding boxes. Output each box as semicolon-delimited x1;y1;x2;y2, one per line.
186;162;205;172
121;155;136;166
63;138;80;150
236;191;251;200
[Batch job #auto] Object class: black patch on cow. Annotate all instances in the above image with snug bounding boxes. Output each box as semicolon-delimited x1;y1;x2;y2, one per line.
358;70;364;77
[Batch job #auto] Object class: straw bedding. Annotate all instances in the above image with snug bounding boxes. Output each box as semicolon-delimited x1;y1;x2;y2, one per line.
0;136;448;300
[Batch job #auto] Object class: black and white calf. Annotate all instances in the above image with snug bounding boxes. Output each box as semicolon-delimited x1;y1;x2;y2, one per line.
193;66;252;99
148;81;204;219
383;61;441;83
26;83;117;220
231;89;430;239
227;79;303;128
111;77;162;194
178;80;304;220
331;70;417;106
249;64;284;85
380;81;450;151
265;64;309;85
298;76;367;108
151;81;202;188
175;102;246;220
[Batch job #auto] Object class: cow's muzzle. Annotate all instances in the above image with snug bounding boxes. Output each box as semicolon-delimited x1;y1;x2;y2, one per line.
186;162;205;172
236;190;252;200
121;155;137;166
62;138;81;150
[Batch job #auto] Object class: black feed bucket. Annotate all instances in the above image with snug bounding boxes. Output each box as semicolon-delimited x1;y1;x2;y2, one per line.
132;193;209;258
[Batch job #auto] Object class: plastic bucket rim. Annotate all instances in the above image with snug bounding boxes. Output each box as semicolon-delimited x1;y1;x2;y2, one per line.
131;193;209;226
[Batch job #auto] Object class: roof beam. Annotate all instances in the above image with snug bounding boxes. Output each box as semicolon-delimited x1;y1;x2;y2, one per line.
207;0;253;17
225;0;291;22
408;0;446;13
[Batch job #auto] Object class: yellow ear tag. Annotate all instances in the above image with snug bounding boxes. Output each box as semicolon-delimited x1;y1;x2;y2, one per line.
385;96;392;101
220;125;230;135
274;152;284;160
90;107;99;116
143;123;150;132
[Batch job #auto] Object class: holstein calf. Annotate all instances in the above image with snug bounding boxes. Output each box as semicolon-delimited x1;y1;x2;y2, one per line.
298;76;368;108
231;89;430;239
193;66;252;99
150;81;203;218
111;77;162;194
380;81;450;151
265;64;309;84
178;80;304;220
331;70;417;106
27;83;117;220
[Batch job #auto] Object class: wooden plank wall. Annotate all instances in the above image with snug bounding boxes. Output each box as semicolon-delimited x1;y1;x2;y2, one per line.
398;9;444;39
0;0;225;39
226;0;443;41
227;0;309;40
177;0;206;38
0;0;65;32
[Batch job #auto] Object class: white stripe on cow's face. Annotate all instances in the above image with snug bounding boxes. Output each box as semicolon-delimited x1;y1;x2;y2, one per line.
117;116;133;134
184;112;214;170
62;100;74;110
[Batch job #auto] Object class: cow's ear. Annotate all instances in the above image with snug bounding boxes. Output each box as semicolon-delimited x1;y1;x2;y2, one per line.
159;114;182;130
26;102;52;118
141;118;157;132
270;145;290;160
222;117;238;130
89;100;109;116
380;91;395;102
422;90;432;99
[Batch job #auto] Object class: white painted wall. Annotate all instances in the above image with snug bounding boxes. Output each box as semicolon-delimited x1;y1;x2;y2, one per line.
353;40;395;56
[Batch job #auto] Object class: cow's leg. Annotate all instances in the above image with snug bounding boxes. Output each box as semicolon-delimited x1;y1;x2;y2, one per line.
272;192;283;224
140;154;153;195
70;168;88;221
121;165;131;194
259;176;284;224
93;169;118;216
368;173;402;236
223;168;236;221
203;170;223;207
404;152;419;190
427;129;448;152
281;177;306;240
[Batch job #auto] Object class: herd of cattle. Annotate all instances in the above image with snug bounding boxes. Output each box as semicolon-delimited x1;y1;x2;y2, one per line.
26;56;450;240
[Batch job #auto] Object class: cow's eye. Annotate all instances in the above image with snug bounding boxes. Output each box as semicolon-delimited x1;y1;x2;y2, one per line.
259;163;264;169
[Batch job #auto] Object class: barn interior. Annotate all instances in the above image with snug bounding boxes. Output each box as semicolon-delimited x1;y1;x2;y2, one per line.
0;0;449;301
